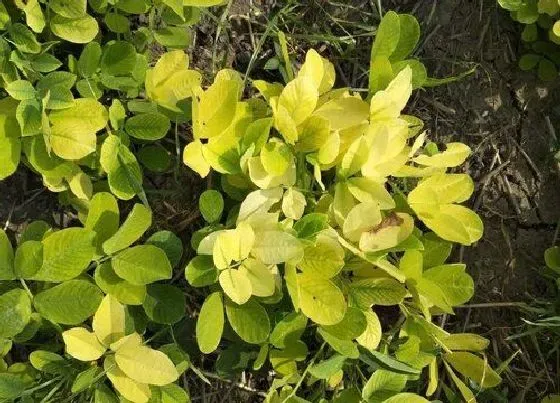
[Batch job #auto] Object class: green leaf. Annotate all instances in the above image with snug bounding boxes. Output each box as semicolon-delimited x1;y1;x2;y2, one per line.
37;71;77;91
47;98;108;160
108;99;126;130
14;241;43;279
34;279;103;325
348;278;407;309
185;255;218;287
362;369;407;400
442;333;490;352
154;27;192;49
546;246;560;273
6;80;36;101
270;312;308;349
150;383;190;403
16;99;42;136
421;232;452;268
0;3;10;30
94;262;146;305
104;13;130;33
0;136;21;180
33;228;96;282
31;53;61;72
317;328;359;358
0;229;15;280
85;192;120;253
78;42;102;78
366;350;421;375
321;307;367;340
519;53;541;71
20;220;51;243
369;11;400;92
72;366;103;393
444;352;501;388
383;393;430;403
225;298;270;344
101;41;137;76
138;145;171;173
103;204;152;255
538;58;558;81
50;14;99;44
0;373;27;399
125;113;171;140
293;213;329;240
423;264;474;306
183;0;226;5
143;284;185;324
196;292;224;353
100;135;144;200
199;190;224;223
298;234;344;279
146;231;183;268
0;289;32;338
117;0;150;13
8;23;41;54
298;274;346;325
309;355;346;380
163;0;184;17
112;245;172;285
50;0;87;18
29;350;67;374
391;14;421;61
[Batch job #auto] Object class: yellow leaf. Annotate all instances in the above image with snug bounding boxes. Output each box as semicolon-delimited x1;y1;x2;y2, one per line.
253;80;284;101
314;97;369;131
359;212;414;252
239;259;276;297
278;77;318;125
92;294;127;346
356;310;382;350
413;143;471;168
115;343;179;386
370;67;412;121
282;188;307;220
219;268;252;304
193;78;239;139
183;141;211;178
248;155;296;190
343;202;382;242
272;101;299;144
418;204;483;245
347;177;395;210
62;327;106;361
317;130;340;165
297;115;330;153
299;49;335;94
68;170;93;200
105;355;151;403
408;173;474;206
110;332;142;352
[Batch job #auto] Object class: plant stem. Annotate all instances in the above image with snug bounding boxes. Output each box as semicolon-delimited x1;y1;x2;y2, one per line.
280;342;326;403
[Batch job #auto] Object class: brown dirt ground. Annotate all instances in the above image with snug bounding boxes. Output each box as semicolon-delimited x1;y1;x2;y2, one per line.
1;0;560;401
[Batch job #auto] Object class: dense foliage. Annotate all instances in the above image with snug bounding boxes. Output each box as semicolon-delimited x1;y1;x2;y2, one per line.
0;2;503;403
498;0;560;80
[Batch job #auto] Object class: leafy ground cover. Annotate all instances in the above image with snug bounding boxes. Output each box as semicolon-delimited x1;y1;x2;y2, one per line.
1;0;560;402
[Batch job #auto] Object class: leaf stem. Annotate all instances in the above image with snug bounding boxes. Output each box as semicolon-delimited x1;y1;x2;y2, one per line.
280;342;326;403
